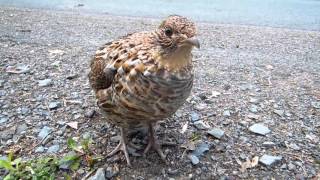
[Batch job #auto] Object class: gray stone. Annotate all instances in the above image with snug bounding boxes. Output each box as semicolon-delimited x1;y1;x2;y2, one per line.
20;107;30;115
35;146;45;153
85;109;96;118
192;143;211;157
6;64;30;74
288;163;296;170
249;97;259;104
48;101;61;110
38;126;52;140
259;154;282;166
262;141;276;147
47;144;60;153
249;104;258;113
105;166;119;179
274;109;284;117
223;110;231;117
188;154;199;165
89;168;105;180
193;120;210;130
207;128;224;139
311;101;320;109
38;79;52;87
289;143;301;151
247;113;260;120
249;123;271;135
16;123;28;134
0;116;9;124
190;111;200;122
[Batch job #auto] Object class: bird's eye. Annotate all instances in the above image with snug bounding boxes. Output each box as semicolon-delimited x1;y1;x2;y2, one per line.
164;27;173;37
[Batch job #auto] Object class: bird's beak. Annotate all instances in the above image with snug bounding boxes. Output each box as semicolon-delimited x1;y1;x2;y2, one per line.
184;37;200;49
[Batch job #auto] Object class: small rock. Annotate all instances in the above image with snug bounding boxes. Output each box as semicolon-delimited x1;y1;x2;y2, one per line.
110;135;121;143
211;91;221;98
311;101;320;109
105;166;119;179
249;123;271;135
0;116;9;124
16;123;28;134
192;143;211;157
249;97;259;104
289;143;301;151
47;144;60;153
207;128;224;139
38;79;52;87
6;64;30;74
48;101;61;110
247;113;260;120
85;109;96;118
66;74;78;80
38;126;52;140
239;84;252;91
190;111;200;122
193;120;210;130
274;109;284;117
35;146;45;153
259;154;282;166
188;154;199;165
288;163;296;170
89;168;105;180
262;141;276;147
249;105;258;113
194;103;207;111
223;110;231;117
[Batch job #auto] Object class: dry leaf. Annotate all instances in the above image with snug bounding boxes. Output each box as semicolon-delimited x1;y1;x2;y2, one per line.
240;156;259;172
66;121;78;129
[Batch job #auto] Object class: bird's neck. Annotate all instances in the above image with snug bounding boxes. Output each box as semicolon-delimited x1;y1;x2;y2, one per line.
156;46;193;71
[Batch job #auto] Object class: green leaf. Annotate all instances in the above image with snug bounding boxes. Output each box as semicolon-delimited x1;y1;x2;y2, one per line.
8;151;13;162
0;159;14;171
70;159;80;171
67;138;77;150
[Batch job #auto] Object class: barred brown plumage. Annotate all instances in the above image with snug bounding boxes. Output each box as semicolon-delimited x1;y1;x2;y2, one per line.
88;15;199;166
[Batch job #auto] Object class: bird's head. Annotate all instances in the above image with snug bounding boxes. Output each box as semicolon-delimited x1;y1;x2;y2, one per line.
156;15;199;58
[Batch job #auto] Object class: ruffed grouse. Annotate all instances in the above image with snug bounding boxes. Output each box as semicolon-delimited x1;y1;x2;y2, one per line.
88;15;199;166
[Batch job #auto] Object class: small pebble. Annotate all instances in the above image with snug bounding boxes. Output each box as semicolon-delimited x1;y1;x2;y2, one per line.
274;109;284;117
262;141;276;147
35;146;45;153
190;111;200;122
249;123;271;135
223;110;231;117
89;168;106;180
49;101;61;110
38;79;53;87
38;126;52;140
207;128;224;139
47;144;60;153
193;120;210;130
259;154;282;166
85;109;96;118
188;154;200;165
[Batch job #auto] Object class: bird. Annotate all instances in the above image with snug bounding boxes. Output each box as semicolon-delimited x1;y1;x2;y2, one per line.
88;15;199;166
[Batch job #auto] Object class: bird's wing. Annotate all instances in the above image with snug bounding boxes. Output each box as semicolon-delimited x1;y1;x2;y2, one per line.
88;37;129;92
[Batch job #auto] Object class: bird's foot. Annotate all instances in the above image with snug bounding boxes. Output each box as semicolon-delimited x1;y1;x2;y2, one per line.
106;128;133;166
143;124;166;162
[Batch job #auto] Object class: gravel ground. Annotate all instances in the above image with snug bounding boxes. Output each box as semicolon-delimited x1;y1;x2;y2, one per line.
0;7;319;179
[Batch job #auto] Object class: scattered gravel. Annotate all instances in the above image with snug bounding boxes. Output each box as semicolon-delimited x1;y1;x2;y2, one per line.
0;7;319;179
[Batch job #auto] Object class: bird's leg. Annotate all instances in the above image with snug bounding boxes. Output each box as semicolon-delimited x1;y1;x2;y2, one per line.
107;127;132;166
143;123;166;161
